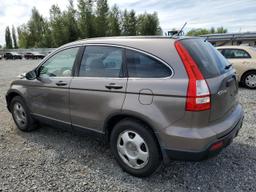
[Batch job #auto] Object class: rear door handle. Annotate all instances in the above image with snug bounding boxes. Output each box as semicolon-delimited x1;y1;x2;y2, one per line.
105;83;123;90
56;81;67;86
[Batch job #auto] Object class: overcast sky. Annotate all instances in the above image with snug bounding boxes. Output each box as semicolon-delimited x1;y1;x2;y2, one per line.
0;0;256;45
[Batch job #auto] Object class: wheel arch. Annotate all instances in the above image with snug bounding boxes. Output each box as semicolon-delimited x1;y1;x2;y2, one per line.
104;112;168;162
6;90;24;112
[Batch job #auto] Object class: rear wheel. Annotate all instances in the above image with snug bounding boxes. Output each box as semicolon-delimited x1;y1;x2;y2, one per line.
10;96;37;132
241;71;256;89
110;119;161;177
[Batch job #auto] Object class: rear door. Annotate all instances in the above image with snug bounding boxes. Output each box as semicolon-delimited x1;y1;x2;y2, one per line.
181;39;238;121
69;45;127;132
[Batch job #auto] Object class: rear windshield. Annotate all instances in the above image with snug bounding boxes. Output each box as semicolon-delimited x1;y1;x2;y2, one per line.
181;39;230;78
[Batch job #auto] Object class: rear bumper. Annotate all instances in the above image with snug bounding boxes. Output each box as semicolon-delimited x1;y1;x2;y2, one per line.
165;115;243;161
160;104;244;161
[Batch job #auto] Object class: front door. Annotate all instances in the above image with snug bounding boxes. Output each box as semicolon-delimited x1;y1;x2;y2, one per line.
28;47;80;127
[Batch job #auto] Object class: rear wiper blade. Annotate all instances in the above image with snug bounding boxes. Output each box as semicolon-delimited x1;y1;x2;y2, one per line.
225;64;232;70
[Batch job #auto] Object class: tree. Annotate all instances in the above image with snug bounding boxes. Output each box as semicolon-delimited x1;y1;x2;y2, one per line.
17;8;50;48
17;25;30;48
108;4;121;36
63;0;79;42
78;0;95;38
16;0;162;48
5;26;13;49
122;9;136;36
216;27;227;33
95;0;109;37
12;26;18;48
49;5;67;47
137;12;160;35
40;21;52;48
186;27;228;36
27;7;48;47
186;28;210;36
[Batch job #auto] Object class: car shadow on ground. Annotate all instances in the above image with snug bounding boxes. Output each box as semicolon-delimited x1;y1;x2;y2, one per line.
16;124;256;191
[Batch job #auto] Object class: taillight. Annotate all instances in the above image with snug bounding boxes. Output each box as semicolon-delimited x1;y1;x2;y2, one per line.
175;41;211;111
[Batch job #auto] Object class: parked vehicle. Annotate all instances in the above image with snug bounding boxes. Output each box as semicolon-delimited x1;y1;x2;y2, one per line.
24;52;45;59
4;52;22;60
6;37;244;177
217;46;256;89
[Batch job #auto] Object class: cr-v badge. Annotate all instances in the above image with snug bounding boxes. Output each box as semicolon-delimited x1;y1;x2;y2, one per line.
217;89;228;96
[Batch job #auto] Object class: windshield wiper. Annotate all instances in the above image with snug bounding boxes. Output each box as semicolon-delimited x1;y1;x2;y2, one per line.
225;64;232;70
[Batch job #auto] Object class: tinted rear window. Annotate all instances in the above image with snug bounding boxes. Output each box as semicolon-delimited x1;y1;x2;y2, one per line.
126;49;172;78
181;39;230;78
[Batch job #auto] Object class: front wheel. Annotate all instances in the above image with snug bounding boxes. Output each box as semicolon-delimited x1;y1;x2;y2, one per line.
241;71;256;89
10;96;37;132
110;119;162;177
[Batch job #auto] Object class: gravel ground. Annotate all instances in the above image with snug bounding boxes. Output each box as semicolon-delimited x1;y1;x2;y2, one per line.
0;59;256;192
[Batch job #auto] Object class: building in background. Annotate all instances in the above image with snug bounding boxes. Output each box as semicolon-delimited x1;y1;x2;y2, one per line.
201;32;256;47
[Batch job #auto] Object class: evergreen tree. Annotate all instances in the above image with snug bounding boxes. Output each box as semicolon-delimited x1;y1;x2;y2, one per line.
108;4;121;36
40;21;52;48
122;9;136;36
5;26;13;49
96;0;109;37
27;7;47;47
49;5;67;47
63;0;79;42
137;12;160;35
17;25;30;48
15;0;163;48
12;26;18;48
78;0;95;38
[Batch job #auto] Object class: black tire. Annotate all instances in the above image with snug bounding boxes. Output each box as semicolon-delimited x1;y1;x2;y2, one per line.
110;118;162;177
241;71;256;89
10;96;37;132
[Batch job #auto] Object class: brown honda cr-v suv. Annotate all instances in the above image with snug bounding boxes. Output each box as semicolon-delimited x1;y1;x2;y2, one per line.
6;36;244;177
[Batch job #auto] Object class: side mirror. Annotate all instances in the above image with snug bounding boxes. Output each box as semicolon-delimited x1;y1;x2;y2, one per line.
25;70;37;80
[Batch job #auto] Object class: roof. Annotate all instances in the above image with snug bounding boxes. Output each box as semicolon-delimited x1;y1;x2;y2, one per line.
62;35;203;48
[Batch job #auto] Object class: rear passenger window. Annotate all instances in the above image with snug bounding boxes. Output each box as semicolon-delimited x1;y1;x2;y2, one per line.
126;49;172;78
222;49;251;59
79;46;123;77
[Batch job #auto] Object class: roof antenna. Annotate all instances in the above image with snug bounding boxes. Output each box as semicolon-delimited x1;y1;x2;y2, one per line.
176;22;187;36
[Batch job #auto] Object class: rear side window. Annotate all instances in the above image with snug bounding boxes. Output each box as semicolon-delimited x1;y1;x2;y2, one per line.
126;49;172;78
79;46;124;77
181;39;230;78
222;49;251;59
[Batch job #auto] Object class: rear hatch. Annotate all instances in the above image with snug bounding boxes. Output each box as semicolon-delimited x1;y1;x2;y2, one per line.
180;38;238;122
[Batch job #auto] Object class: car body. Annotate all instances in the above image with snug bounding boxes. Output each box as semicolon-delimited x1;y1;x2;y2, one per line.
24;52;45;59
217;46;256;88
4;52;22;60
6;36;244;177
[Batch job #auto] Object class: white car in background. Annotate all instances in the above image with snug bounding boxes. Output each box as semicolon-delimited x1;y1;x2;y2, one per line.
217;46;256;89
